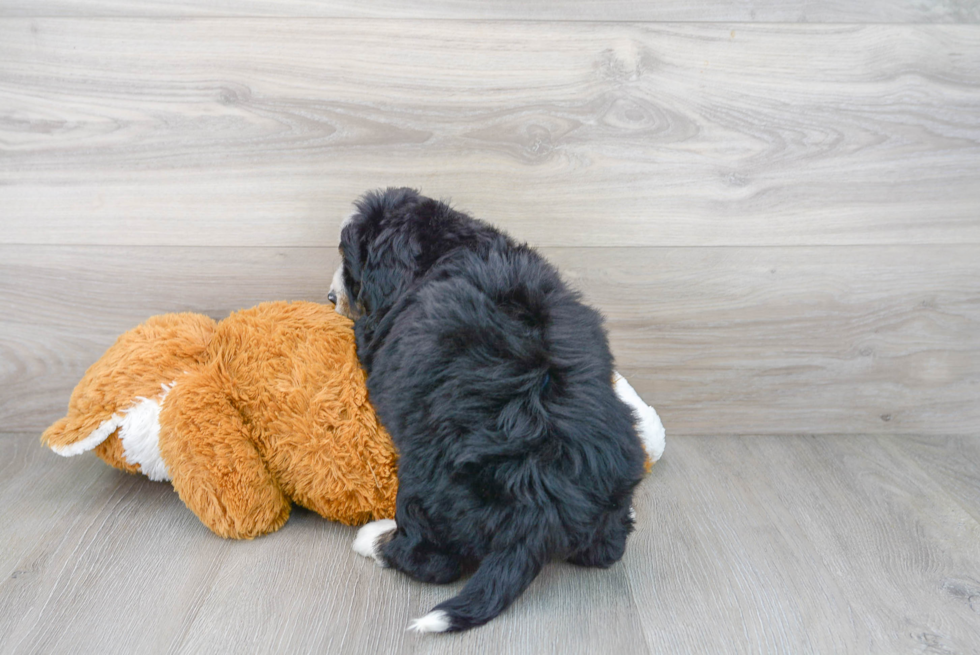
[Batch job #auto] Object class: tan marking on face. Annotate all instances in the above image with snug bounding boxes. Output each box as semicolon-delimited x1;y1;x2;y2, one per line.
329;261;352;318
329;260;365;320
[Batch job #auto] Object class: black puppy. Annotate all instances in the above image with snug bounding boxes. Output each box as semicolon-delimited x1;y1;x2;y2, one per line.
331;188;647;633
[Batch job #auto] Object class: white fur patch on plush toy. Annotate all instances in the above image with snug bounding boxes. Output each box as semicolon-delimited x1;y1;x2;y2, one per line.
118;384;174;482
51;414;122;457
52;383;174;482
613;371;666;463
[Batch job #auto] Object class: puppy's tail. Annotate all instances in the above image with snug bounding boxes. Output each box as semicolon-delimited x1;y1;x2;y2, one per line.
408;542;544;633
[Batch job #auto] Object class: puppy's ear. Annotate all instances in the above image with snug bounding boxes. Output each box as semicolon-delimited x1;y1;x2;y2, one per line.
339;216;363;309
346;188;422;317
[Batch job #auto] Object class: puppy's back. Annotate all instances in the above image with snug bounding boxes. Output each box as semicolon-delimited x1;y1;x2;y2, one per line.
375;238;644;508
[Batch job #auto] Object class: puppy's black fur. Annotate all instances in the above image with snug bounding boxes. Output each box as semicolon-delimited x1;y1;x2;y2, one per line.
340;188;647;632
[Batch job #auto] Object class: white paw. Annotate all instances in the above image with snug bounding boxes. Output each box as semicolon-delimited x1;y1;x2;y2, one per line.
629;506;637;522
352;519;396;566
407;610;450;633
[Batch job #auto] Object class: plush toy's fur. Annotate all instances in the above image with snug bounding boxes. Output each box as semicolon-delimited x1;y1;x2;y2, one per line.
41;301;398;538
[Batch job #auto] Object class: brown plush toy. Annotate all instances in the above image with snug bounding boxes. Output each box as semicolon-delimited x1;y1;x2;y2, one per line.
41;301;398;539
41;300;666;540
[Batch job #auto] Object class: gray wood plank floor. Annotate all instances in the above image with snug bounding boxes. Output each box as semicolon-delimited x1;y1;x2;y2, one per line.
2;432;979;654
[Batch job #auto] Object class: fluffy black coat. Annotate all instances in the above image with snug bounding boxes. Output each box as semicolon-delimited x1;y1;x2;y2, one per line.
340;188;647;632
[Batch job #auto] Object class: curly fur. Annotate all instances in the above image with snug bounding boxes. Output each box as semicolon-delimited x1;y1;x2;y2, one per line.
336;188;647;632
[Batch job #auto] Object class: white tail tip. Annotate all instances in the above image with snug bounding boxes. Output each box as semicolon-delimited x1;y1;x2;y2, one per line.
408;610;450;633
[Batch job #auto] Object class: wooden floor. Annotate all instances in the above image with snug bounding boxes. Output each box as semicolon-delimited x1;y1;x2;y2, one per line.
0;432;978;654
2;1;979;653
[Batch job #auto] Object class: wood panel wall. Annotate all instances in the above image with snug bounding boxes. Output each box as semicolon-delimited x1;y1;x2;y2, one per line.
2;4;978;436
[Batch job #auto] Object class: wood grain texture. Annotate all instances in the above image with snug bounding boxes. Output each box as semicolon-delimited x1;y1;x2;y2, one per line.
4;244;977;437
563;246;980;436
628;434;980;654
3;432;979;654
1;0;979;23
891;435;980;526
2;20;979;247
0;436;234;654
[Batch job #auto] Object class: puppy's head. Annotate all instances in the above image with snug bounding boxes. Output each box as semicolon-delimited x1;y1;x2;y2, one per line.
328;187;423;321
